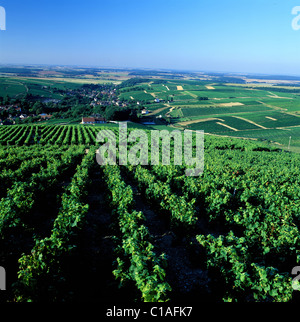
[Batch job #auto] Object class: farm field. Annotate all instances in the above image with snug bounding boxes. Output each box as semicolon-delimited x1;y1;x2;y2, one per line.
119;90;154;102
0;124;300;303
4;0;300;310
228;127;300;151
1;70;300;303
126;79;300;148
3;72;300;152
0;76;118;101
0;77;83;99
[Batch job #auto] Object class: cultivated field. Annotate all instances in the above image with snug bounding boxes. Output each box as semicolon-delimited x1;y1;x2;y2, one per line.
122;78;300;149
0;124;300;303
1;69;300;303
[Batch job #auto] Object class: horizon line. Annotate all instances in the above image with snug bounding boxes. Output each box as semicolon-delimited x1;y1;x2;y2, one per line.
1;62;300;79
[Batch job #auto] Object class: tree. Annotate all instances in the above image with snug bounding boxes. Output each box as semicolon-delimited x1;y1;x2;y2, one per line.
4;95;10;105
30;101;45;115
105;106;117;120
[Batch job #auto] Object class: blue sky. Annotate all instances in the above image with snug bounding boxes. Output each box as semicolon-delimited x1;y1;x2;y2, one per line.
0;0;300;75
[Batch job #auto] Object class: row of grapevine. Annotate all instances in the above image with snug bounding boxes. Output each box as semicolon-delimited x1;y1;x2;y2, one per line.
14;148;97;302
0;126;20;144
71;126;77;145
0;146;85;239
77;126;83;144
0;126;15;138
47;126;65;145
152;145;300;302
85;126;96;142
0;145;70;172
177;150;300;258
39;126;59;145
0;124;299;302
0;156;47;197
23;126;35;145
81;126;92;145
3;126;24;145
102;165;171;302
11;125;40;146
13;126;31;146
0;125;105;146
50;126;67;145
33;125;40;144
196;232;293;302
63;126;72;145
126;165;197;228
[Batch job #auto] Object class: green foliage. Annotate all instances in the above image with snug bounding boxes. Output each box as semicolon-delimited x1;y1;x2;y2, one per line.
0;124;299;302
131;165;197;228
15;148;96;302
196;233;293;302
103;165;171;302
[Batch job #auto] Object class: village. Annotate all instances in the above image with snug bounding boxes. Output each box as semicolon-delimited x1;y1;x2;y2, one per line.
0;81;163;126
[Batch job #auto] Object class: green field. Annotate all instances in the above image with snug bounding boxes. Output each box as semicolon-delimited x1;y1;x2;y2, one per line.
1;124;300;303
229;127;300;150
2;69;300;303
179;104;270;117
119;90;154;102
189;116;261;132
0;77;103;99
2;74;300;149
124;79;300;149
234;111;300;128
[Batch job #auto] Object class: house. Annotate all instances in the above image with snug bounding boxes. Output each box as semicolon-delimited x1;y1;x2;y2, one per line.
115;101;122;107
154;98;165;103
95;117;106;124
82;115;107;124
39;114;53;120
82;117;96;124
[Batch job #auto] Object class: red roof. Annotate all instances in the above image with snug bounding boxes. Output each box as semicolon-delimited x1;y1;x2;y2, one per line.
82;117;95;123
40;114;52;119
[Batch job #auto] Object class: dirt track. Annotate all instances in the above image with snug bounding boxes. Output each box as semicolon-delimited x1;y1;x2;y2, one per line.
232;116;268;129
178;118;225;126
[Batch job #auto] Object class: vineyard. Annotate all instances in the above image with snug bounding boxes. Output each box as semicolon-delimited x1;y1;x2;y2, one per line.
0;124;100;146
0;124;300;302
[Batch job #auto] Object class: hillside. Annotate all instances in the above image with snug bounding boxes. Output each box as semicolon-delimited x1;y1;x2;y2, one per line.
117;79;300;152
1;69;300;153
0;124;299;302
